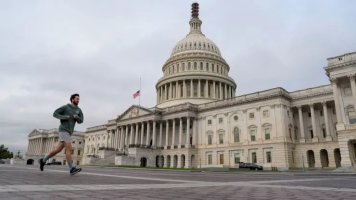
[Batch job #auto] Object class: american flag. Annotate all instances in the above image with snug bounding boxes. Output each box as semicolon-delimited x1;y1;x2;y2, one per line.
133;90;140;99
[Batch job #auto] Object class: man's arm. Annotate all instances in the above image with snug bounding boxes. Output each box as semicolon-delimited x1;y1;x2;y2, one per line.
75;109;84;124
53;105;70;120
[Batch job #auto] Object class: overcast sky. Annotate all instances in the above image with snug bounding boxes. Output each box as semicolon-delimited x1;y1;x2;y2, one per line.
1;0;355;154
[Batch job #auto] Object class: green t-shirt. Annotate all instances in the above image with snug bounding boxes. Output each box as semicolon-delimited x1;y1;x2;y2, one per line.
53;104;84;134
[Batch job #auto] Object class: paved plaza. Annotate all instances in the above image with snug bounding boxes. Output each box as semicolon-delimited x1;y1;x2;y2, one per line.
0;165;355;200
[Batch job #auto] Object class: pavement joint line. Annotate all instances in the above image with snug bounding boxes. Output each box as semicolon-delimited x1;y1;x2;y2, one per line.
5;165;204;183
1;180;356;193
2;165;356;194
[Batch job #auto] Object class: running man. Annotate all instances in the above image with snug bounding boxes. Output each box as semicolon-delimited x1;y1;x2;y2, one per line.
39;93;84;175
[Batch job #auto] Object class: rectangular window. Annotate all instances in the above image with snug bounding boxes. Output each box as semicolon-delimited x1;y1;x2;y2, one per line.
219;154;224;164
265;128;270;140
218;118;223;124
320;110;323;116
208;135;213;145
71;150;74;155
208;154;212;165
252;152;257;163
263;110;269;118
322;128;326;138
250;130;256;141
207;119;212;125
78;150;81;156
249;113;254;119
266;151;272;163
234;153;241;164
219;134;224;144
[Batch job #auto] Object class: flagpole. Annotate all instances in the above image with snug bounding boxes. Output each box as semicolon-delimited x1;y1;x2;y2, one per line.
139;77;141;106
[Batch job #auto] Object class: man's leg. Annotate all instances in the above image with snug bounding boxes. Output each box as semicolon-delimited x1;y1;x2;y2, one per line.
44;142;65;162
64;142;75;170
64;142;82;175
40;142;64;171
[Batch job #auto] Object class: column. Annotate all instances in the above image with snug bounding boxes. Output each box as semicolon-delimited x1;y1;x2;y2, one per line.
192;119;197;146
125;126;129;148
349;74;356;110
169;82;172;100
186;117;190;147
338;85;347;124
298;106;305;142
178;81;181;98
141;123;145;147
114;129;118;149
159;122;163;148
185;154;191;168
331;79;342;123
224;83;227;99
146;122;151;146
106;131;110;148
160;87;163;102
322;102;332;141
120;126;124;150
309;104;318;141
40;138;43;154
164;155;168;167
219;82;222;100
152;121;157;148
183;80;187;98
213;81;216;99
227;86;231;99
135;123;139;146
172;119;176;148
164;84;167;101
130;125;134;146
198;79;201;97
165;120;169;149
205;80;209;98
190;79;193;97
176;81;179;99
178;118;183;148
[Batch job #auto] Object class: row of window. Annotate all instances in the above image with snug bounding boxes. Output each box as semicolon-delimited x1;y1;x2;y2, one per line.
88;135;106;142
164;62;228;76
174;41;219;53
64;149;81;156
206;151;272;165
206;127;272;145
207;111;271;125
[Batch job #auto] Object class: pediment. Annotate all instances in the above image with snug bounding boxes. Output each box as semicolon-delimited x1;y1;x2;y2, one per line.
117;105;152;120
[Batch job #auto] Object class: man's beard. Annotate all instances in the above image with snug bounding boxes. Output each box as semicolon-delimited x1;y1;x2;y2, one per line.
73;101;79;106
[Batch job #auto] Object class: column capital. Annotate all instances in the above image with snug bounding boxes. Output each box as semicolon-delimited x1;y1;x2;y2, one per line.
321;101;328;106
308;103;314;108
296;105;302;109
329;77;338;84
347;74;356;80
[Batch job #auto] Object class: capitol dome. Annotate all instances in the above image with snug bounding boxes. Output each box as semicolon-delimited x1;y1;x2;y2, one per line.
156;3;237;108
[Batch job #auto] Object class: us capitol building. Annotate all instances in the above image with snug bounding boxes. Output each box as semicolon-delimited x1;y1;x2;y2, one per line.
25;3;356;171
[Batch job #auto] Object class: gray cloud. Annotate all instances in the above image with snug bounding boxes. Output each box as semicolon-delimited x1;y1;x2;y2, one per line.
0;0;356;153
